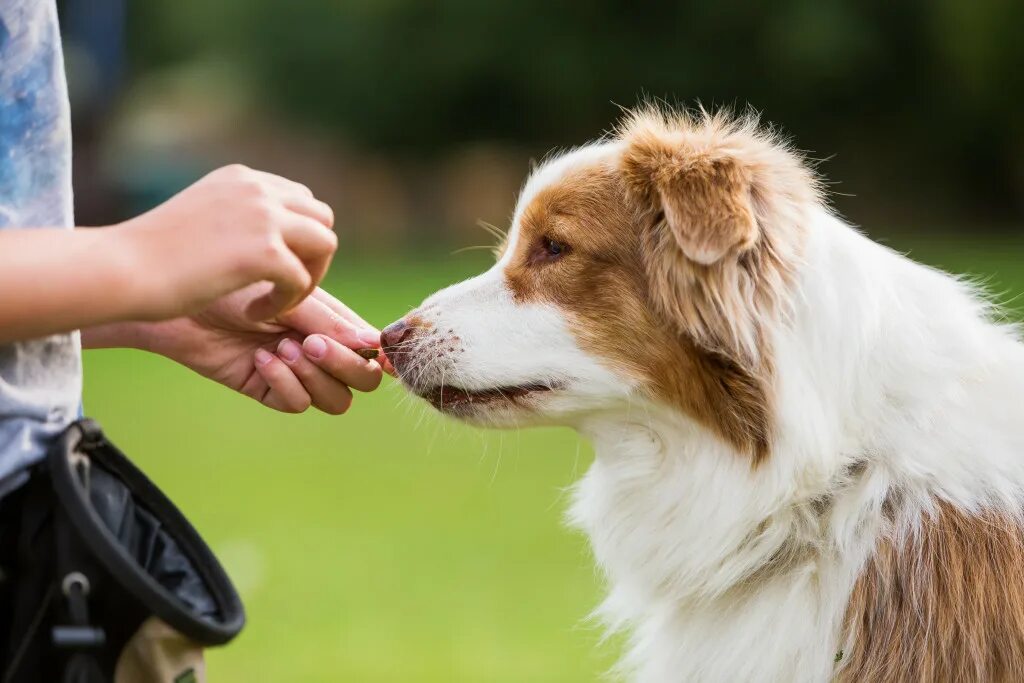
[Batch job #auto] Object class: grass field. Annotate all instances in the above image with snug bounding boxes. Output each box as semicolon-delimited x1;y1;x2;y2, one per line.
82;234;1024;682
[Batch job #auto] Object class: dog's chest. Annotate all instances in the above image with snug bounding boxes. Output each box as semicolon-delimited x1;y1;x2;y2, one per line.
568;428;851;683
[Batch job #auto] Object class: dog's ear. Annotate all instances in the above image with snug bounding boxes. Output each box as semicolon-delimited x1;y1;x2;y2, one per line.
620;115;758;265
618;107;818;366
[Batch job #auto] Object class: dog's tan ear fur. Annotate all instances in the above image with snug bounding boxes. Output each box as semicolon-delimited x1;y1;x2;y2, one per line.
617;106;819;366
622;125;758;265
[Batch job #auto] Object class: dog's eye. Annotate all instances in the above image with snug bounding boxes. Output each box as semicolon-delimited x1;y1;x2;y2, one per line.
527;236;571;266
543;237;569;258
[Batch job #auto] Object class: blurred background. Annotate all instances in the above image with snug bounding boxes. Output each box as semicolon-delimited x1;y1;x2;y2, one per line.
60;1;1023;681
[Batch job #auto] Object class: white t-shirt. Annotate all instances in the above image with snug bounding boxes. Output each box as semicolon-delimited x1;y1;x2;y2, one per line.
0;0;81;496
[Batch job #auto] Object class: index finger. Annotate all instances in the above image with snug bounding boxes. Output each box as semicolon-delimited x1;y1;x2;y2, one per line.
284;194;334;229
245;247;311;321
309;289;393;374
253;170;335;227
311;288;376;333
278;296;380;349
280;217;337;296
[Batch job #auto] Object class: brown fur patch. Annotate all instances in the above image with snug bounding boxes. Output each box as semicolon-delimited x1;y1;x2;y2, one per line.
620;107;816;367
503;157;774;461
838;501;1024;682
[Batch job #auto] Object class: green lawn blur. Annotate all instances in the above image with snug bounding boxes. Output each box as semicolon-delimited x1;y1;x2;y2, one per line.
82;236;1023;682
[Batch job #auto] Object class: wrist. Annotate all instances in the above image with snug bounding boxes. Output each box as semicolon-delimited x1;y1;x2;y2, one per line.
79;222;156;322
106;219;176;322
80;320;153;350
132;317;202;362
81;317;200;364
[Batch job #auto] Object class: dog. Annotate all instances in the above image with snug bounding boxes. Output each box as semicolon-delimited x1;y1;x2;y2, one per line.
381;107;1024;682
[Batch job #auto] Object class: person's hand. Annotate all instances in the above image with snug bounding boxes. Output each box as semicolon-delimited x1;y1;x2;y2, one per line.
119;164;337;322
88;285;387;414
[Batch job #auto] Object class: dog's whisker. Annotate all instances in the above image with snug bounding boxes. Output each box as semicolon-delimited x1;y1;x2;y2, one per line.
476;219;507;241
451;245;500;255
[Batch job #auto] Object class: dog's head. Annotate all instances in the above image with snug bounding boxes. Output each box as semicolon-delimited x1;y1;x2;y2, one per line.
383;108;819;462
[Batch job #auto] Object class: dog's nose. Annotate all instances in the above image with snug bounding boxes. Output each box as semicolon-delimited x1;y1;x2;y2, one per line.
381;319;415;354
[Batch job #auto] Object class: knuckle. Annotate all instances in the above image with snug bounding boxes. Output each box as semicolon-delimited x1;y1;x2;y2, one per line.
245;180;272;202
259;200;278;221
330;315;353;339
319;201;335;224
323;229;339;251
259;237;284;264
328;394;352;415
242;382;266;401
293;267;312;292
289;395;312;413
356;364;383;392
365;367;384;391
239;239;284;280
310;230;338;259
292;360;317;381
222;163;250;178
250;201;277;227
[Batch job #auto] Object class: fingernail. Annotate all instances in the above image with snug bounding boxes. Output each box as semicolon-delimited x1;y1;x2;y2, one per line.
277;339;301;363
303;335;328;360
357;329;381;346
254;348;273;366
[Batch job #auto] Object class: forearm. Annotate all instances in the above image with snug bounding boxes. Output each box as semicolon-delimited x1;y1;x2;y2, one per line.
0;227;148;343
80;320;152;350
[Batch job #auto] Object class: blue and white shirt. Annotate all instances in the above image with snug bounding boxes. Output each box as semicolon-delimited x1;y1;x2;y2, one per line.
0;0;81;496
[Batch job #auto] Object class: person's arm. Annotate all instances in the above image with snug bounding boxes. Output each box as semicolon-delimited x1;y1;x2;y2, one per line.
0;164;336;344
2;163;388;414
0;226;154;342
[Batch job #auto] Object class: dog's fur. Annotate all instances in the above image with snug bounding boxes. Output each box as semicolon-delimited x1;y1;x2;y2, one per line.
383;106;1024;682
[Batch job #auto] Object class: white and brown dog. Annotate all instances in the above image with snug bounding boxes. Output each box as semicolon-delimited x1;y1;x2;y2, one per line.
382;107;1024;682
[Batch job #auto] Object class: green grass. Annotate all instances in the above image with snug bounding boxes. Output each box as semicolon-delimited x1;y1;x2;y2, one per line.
84;250;615;683
82;236;1023;682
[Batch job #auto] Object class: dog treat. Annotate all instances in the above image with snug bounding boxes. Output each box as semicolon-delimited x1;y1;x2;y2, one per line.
355;348;380;360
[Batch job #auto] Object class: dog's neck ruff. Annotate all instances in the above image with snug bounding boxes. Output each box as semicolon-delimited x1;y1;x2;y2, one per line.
571;413;862;682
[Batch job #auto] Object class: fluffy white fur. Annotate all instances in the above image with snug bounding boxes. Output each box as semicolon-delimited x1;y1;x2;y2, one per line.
394;142;1024;682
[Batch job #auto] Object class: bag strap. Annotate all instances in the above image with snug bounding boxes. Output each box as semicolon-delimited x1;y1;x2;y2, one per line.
52;453;107;682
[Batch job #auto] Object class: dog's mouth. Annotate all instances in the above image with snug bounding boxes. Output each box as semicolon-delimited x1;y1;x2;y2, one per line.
420;383;554;412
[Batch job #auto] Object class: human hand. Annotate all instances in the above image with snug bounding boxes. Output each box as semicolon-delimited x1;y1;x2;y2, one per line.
94;285;387;414
119;164;337;323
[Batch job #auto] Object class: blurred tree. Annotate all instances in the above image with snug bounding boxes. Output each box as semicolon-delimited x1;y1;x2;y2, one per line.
124;0;1024;224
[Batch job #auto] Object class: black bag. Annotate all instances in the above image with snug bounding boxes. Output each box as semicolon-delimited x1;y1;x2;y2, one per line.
0;419;244;682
